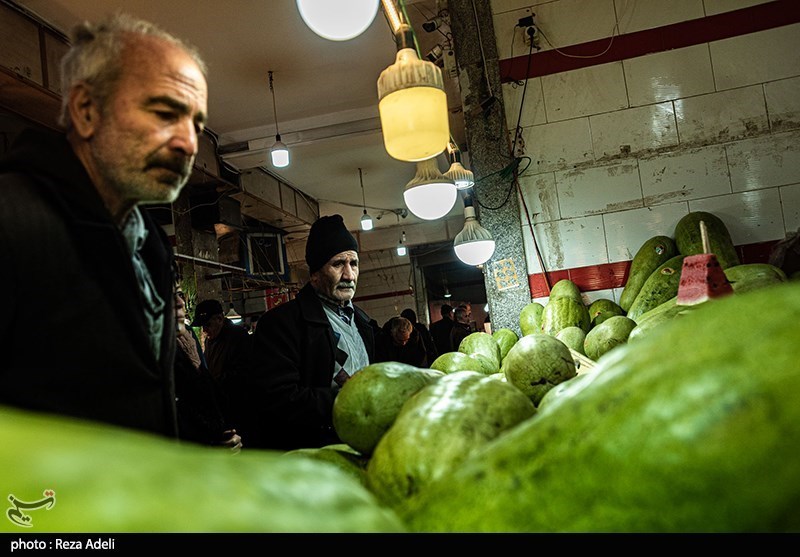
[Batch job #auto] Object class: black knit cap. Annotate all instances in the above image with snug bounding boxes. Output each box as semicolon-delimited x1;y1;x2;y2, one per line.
305;214;359;274
191;299;223;327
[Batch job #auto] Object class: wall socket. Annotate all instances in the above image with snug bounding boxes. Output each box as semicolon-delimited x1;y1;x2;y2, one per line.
523;26;540;49
517;12;541;51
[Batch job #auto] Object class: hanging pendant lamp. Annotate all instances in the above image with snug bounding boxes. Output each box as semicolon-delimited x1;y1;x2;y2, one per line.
268;71;289;168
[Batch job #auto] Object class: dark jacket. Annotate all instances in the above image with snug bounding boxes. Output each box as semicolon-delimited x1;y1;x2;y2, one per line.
174;330;228;445
450;321;472;353
241;282;374;450
430;317;455;354
374;326;430;368
414;322;438;363
204;318;251;430
0;128;178;437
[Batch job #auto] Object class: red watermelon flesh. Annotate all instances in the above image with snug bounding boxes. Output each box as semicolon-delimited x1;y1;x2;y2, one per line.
676;253;734;306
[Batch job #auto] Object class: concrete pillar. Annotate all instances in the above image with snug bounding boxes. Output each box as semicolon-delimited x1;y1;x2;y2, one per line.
447;0;531;336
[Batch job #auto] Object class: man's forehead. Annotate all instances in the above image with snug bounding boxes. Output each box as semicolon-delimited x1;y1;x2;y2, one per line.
327;250;359;264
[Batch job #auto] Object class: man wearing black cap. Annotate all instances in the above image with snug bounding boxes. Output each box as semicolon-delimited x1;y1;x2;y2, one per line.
241;215;374;450
191;299;251;433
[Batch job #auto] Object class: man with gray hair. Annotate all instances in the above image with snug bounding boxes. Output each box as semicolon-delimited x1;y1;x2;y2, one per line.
0;14;208;437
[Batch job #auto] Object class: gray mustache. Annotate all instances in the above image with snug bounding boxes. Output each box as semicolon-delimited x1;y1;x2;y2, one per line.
146;154;192;177
336;282;355;289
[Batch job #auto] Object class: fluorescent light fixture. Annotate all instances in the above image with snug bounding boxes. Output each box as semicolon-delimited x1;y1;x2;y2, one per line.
454;205;496;266
404;157;457;220
296;0;380;41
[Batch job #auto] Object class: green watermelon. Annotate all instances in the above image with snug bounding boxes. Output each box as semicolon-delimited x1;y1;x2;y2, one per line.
500;333;577;405
400;282;800;532
540;296;591;336
0;407;405;532
492;328;519;361
458;332;502;371
366;371;536;508
674;211;740;270
332;362;443;455
548;279;583;302
519;302;545;336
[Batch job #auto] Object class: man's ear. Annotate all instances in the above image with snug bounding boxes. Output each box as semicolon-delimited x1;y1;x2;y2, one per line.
68;83;101;139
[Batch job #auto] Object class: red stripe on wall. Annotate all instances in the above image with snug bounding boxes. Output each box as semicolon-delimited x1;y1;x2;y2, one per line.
527;241;778;298
353;289;414;303
500;0;800;82
529;261;630;298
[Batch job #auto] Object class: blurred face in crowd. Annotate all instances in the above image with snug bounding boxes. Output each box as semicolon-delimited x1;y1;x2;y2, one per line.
72;34;208;219
311;250;359;305
391;325;412;347
202;314;224;340
174;288;188;333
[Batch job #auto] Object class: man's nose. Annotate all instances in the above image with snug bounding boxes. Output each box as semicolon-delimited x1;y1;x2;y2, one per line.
342;263;356;280
170;118;199;157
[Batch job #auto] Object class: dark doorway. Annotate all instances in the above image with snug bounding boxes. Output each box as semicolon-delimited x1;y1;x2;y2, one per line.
411;241;488;326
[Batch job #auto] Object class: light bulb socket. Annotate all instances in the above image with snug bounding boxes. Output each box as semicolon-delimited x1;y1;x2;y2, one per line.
394;23;416;51
444;161;475;190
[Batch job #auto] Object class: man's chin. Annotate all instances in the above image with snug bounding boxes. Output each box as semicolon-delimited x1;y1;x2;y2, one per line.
141;181;185;204
334;288;355;301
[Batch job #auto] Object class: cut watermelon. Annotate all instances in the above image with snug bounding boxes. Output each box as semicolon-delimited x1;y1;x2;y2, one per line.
676;253;733;306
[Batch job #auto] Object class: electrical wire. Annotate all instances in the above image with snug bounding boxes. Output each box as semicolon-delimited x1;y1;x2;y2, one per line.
536;22;620;60
470;0;493;101
492;25;552;293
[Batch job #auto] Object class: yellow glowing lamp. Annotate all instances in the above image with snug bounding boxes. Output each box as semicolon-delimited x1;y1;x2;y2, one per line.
377;25;450;162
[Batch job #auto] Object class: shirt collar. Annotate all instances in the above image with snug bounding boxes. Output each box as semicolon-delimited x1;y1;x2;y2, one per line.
119;206;148;254
317;294;355;318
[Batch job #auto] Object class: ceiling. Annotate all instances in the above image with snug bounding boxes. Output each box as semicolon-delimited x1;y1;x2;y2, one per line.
11;0;484;307
13;0;467;237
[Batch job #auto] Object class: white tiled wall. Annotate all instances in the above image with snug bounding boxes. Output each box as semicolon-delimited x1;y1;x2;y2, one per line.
765;76;800;132
614;0;705;34
542;62;628;122
703;0;772;16
494;0;800;298
354;261;414;328
624;44;715;106
591;101;678;159
674;85;769;145
555;160;643;218
727;131;800;192
781;183;800;232
710;24;800;90
639;145;731;205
